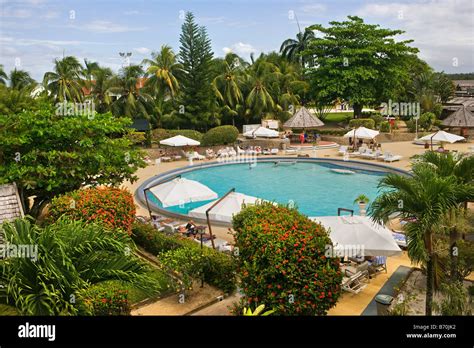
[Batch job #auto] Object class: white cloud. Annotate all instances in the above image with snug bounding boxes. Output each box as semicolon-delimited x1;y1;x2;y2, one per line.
356;0;474;72
76;20;147;33
300;3;327;14
134;47;151;55
223;42;258;57
0;8;32;18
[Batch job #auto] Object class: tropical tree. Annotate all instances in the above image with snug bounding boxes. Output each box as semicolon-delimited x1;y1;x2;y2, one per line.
280;28;315;67
0;108;145;218
304;16;419;117
212;53;245;126
0;85;34;114
244;55;278;121
43;56;84;102
0;218;156;315
414;151;474;281
178;12;215;130
0;65;7;85
107;64;154;120
9;69;35;90
369;165;474;315
87;65;114;114
143;45;182;99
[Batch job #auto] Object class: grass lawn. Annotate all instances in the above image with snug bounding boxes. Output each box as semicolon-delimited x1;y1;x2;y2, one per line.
323;112;353;123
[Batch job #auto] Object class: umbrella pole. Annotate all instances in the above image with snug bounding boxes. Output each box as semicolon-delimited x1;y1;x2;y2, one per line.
205;188;235;249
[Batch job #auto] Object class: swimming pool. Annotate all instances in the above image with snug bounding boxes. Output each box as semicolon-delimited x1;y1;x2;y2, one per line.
144;160;392;218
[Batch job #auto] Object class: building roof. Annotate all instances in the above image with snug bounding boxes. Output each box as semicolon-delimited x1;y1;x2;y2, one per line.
283;107;325;129
442;105;474;128
444;97;474;107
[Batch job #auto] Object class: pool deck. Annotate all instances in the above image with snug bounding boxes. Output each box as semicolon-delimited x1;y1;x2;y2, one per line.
124;140;473;316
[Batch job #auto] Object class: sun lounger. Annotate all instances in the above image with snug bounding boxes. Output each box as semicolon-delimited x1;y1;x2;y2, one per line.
262;148;271;155
188;151;205;160
236;146;246;155
173;155;182;161
271;148;279;155
392;231;407;248
382;152;402;162
368;256;387;275
285;146;301;155
341;270;369;294
338;146;348;155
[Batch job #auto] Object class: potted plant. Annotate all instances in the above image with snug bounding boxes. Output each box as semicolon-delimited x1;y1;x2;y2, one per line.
354;194;370;216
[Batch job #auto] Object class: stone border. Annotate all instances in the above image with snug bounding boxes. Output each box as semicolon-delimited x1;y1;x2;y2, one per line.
135;157;410;226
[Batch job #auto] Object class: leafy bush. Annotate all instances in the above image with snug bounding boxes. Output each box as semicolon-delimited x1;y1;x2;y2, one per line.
348;118;375;129
201;125;239;146
131;222;236;293
78;282;131;316
419;112;437;131
160;247;203;290
380;121;391;133
316;129;347;136
232;202;342;315
405;119;416;133
126;131;146;145
151;128;203;144
48;187;136;234
369;114;384;128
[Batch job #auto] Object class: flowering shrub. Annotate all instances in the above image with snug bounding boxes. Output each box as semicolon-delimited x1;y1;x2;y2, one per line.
232;202;342;315
48;187;136;234
78;282;131;315
132;222;236;293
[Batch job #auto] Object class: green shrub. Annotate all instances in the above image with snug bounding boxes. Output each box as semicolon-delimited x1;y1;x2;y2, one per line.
0;304;20;315
131;222;236;293
316;129;347;136
380;121;391;133
419;112;437;131
232;202;342;315
78;282;131;316
48;187;136;235
348;118;375;129
126;131;146;145
151;128;171;143
201;125;239;146
405;119;416;133
160;247;203;290
368;113;384;127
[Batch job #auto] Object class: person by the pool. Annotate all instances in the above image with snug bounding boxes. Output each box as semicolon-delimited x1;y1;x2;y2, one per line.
178;220;197;237
299;132;305;144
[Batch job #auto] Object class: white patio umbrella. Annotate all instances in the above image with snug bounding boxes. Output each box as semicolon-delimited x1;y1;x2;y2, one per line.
243;126;279;138
159;135;200;147
343;127;379;140
310;215;402;256
189;192;263;223
419;130;465;149
149;178;217;207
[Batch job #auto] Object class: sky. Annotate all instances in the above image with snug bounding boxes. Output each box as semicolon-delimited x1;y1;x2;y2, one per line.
1;0;473;81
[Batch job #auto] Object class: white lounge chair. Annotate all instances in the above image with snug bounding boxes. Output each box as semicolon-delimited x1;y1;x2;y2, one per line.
236;146;246;155
364;149;382;160
341;270;369;294
270;148;279;155
382;152;403;162
338;145;348;155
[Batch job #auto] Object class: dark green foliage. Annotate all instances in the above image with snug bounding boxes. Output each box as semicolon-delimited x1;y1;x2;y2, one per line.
201;125;239;146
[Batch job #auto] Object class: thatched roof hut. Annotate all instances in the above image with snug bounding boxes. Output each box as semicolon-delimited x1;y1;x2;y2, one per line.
442;97;474;128
283;107;324;129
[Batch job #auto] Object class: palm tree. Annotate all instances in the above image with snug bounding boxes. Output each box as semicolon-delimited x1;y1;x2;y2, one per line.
0;65;8;85
0;85;33;114
107;64;153;119
43;56;84;102
212;53;245;126
369;165;474;315
0;218;157;315
9;68;35;90
414;151;474;281
87;65;114;114
143;45;182;99
280;28;315;66
244;55;279;121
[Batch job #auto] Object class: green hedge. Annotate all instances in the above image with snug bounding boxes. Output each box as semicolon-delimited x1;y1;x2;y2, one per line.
201;125;239;146
131;222;236;293
379;121;391;133
348;118;375;129
316;129;347;136
151;129;203;143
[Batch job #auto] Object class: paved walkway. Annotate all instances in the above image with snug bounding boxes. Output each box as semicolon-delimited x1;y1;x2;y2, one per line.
132;282;223;316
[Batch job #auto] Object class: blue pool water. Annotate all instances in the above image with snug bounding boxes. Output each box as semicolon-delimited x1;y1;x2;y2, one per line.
147;161;387;217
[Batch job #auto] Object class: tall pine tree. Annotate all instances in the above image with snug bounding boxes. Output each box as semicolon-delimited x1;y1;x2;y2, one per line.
178;12;214;130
